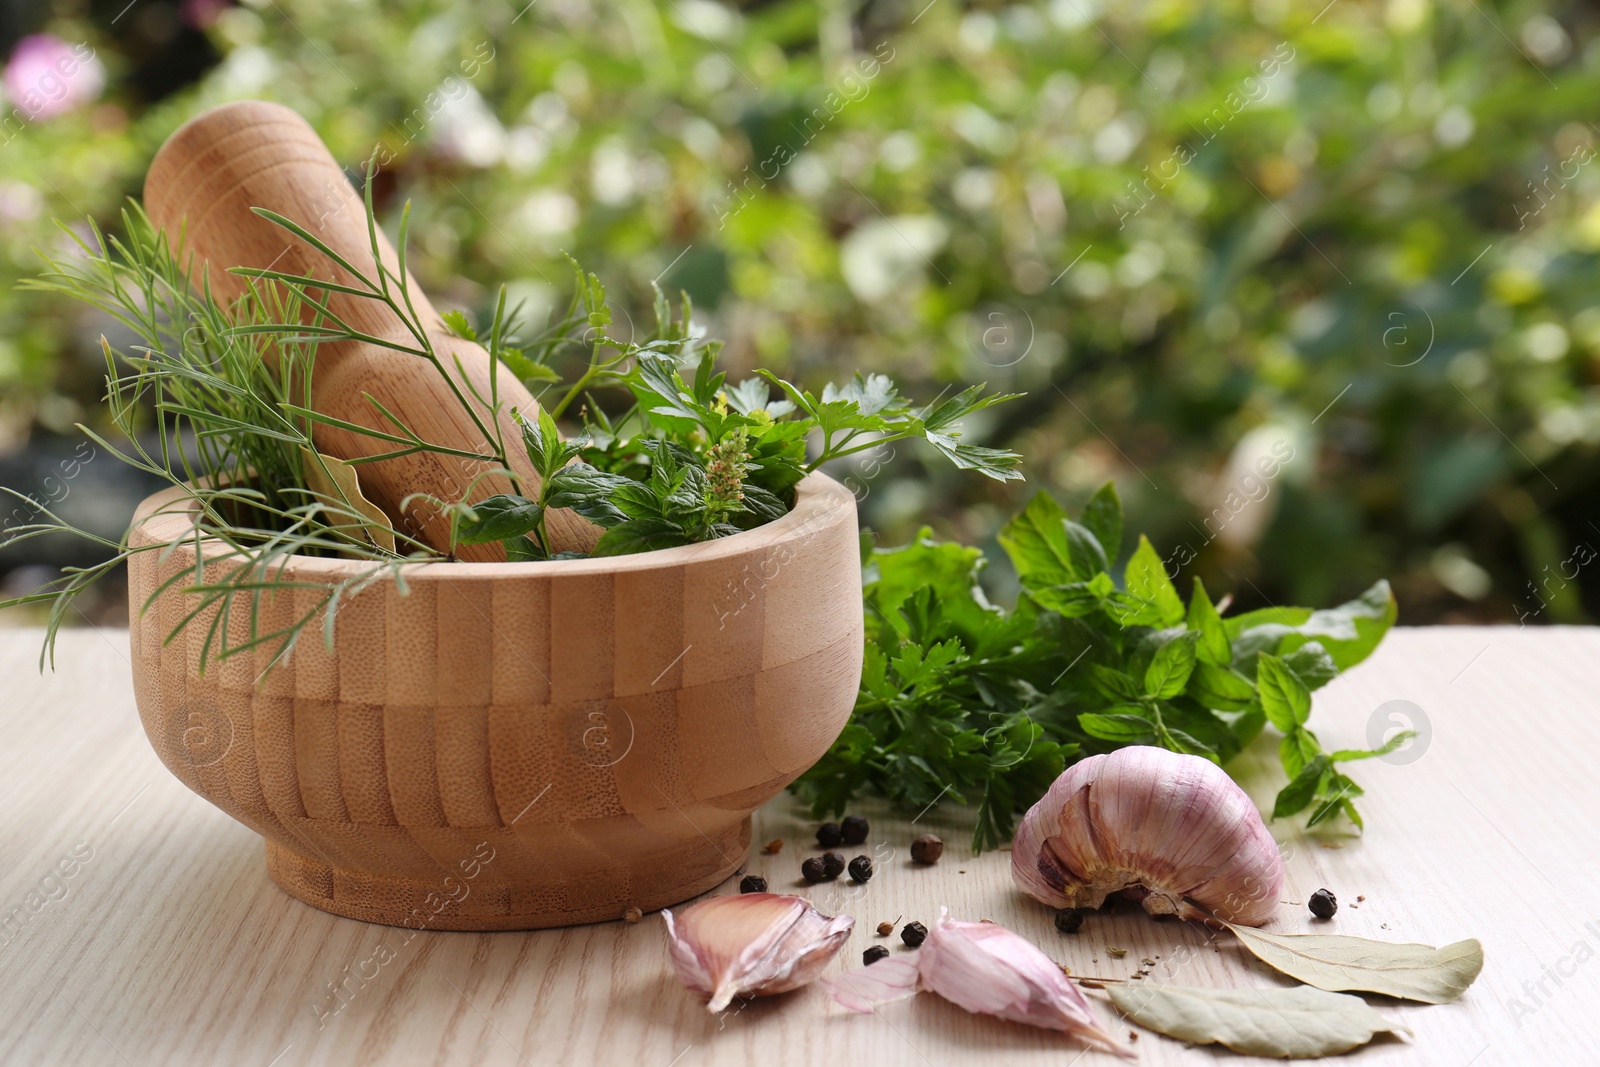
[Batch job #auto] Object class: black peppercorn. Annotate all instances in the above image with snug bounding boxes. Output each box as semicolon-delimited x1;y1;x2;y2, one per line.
801;857;830;883
820;851;845;878
863;945;890;966
848;855;873;883
1055;908;1086;934
1309;888;1338;920
739;874;767;894
816;822;843;848
841;814;869;845
901;921;928;947
910;834;944;865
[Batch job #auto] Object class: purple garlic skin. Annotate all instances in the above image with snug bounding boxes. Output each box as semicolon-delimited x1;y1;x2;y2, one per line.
1011;746;1285;926
823;908;1131;1058
664;892;853;1011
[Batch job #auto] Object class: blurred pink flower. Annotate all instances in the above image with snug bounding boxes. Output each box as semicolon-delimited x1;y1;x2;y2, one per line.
182;0;232;30
3;35;105;121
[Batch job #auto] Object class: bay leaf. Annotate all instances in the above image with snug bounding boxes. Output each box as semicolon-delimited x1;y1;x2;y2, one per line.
1108;983;1408;1058
300;447;397;554
1225;924;1483;1003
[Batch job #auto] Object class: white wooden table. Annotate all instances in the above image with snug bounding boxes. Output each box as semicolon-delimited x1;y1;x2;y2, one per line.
0;626;1594;1065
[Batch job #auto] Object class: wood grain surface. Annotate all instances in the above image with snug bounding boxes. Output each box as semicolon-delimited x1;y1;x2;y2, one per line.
122;472;862;930
0;625;1594;1065
144;100;597;558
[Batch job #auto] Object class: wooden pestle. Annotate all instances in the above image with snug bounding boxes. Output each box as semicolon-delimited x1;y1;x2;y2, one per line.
144;100;599;560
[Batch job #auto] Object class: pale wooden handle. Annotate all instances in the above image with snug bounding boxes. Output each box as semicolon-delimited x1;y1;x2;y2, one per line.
144;101;598;558
144;100;429;335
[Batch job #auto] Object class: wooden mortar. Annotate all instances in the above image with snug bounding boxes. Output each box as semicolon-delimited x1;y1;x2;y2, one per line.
125;472;863;929
144;100;597;559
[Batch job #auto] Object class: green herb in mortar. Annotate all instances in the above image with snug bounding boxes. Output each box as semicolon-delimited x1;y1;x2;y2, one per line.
438;265;1024;560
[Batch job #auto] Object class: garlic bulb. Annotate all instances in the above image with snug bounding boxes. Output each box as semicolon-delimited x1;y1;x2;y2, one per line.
824;908;1131;1057
664;893;854;1011
1011;746;1284;926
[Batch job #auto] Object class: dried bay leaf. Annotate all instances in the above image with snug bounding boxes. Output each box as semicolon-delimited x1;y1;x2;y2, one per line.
299;447;397;554
1225;924;1483;1003
1109;983;1408;1058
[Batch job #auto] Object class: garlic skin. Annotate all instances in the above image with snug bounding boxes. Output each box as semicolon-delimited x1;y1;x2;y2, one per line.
824;909;1131;1058
1011;746;1284;926
664;893;854;1011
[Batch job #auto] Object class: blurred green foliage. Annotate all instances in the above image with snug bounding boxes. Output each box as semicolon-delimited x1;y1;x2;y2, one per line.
4;0;1600;622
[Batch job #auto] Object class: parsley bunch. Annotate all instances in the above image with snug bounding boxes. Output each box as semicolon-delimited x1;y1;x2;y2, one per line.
794;483;1402;851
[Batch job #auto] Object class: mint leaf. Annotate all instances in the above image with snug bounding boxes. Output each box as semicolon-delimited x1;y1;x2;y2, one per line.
1078;710;1158;743
591;517;687;556
1190;661;1257;711
454;494;542;544
1080;481;1122;561
1257;653;1313;732
1274;754;1330;818
1228;580;1397;671
520;408;582;482
503;534;546;562
1089;664;1144;701
1145;632;1199;699
999;492;1075;587
1308;772;1365;827
1121;535;1185;627
1032;582;1105;618
1064;520;1109;578
1279;727;1321;778
1188;577;1232;666
1330;731;1416;762
1165;728;1220;761
1281;640;1338;689
1282;728;1321;776
545;464;632;526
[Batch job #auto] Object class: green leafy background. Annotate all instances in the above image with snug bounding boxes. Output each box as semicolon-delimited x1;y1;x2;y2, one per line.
2;0;1598;626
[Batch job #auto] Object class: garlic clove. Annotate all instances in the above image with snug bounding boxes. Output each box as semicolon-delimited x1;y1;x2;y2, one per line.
918;909;1132;1057
824;910;1131;1058
822;955;922;1013
664;892;854;1012
1011;745;1285;926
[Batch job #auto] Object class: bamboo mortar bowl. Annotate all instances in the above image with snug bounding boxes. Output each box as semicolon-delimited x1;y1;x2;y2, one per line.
126;472;863;930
